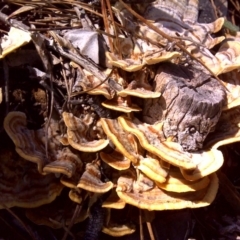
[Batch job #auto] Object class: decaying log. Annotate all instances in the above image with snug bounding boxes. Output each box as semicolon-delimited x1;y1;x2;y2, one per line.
143;62;226;151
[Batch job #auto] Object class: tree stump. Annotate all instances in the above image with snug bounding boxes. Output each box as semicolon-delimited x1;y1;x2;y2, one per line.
143;62;226;151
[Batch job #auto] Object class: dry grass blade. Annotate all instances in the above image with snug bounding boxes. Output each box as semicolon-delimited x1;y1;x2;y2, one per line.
0;215;27;240
3;207;37;240
70;67;115;97
105;0;121;57
7;6;36;19
146;222;155;240
62;204;82;240
2;59;9;115
139;209;144;240
101;0;113;52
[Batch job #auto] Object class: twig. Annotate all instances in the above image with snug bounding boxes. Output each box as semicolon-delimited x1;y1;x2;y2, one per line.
210;0;219;19
139;209;144;240
2;59;9;115
31;29;54;158
61;204;82;240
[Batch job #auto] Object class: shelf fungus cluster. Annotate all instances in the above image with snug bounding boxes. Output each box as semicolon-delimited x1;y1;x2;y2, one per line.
0;148;63;209
3;0;240;238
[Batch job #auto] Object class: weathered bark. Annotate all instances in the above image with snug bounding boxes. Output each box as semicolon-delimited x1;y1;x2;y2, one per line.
143;62;226;151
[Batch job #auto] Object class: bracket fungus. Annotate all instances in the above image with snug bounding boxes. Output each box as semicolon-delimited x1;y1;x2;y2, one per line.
116;172;218;211
0;27;31;59
0;149;63;209
62;112;109;152
180;149;223;181
109;0;225;75
77;161;113;193
137;155;169;183
192;39;240;76
67;187;82;204
76;69;114;99
102;223;136;237
100;150;131;170
3;111;86;179
102;96;142;113
25;193;89;229
155;168;210;192
43;147;83;178
3;0;240;238
213;40;240;75
118;115;223;175
117;69;161;99
3;111;57;173
139;0;225;48
205;105;240;149
102;190;126;209
117;87;160;99
222;70;240;110
101;118;143;164
106;50;180;72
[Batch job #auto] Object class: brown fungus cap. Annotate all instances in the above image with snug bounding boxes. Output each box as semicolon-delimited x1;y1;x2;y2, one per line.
43;147;83;178
221;70;240;110
106;51;144;72
118;115;223;175
117;70;161;99
118;116;195;169
116;168;136;193
100;150;131;170
102;206;136;236
137;154;169;183
25;192;88;229
140;1;224;48
77;69;113;99
102;223;135;237
133;171;155;193
60;171;81;189
102;190;126;209
215;40;240;75
0;149;63;209
3;111;58;173
118;88;160;99
205;105;240;149
190;39;240;76
156;168;210;192
101;118;143;164
68;187;83;204
116;168;155;194
106;49;180;72
117;173;218;211
62;112;109;152
180;149;223;181
77;161;113;193
60;152;96;189
102;96;141;113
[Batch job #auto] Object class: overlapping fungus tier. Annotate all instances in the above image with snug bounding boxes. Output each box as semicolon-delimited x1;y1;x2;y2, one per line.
2;0;240;237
